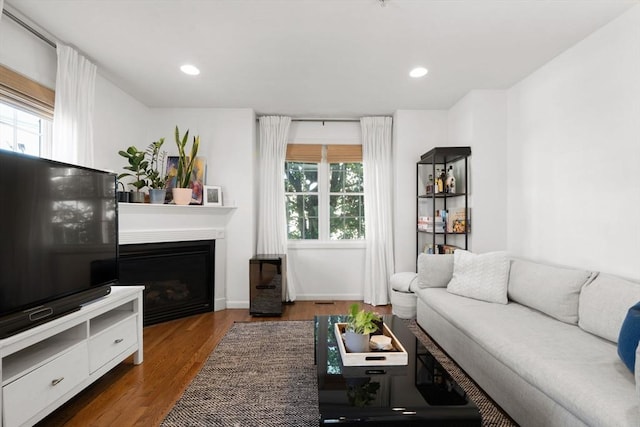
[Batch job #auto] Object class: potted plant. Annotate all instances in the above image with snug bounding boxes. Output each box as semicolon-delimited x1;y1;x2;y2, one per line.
173;126;200;205
343;303;381;353
118;146;149;203
145;138;168;204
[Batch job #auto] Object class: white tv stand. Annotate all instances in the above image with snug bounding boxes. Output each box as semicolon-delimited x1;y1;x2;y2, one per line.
0;286;144;427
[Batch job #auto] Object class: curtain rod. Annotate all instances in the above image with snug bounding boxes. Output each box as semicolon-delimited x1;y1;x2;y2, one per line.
257;117;360;123
2;9;57;49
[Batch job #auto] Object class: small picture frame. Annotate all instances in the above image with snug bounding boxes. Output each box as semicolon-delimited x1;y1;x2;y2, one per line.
204;185;222;206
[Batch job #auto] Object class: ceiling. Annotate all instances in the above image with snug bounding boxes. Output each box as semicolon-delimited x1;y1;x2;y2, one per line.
6;0;638;117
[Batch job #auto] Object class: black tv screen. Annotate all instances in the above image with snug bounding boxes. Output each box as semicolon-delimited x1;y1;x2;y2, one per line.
0;150;118;319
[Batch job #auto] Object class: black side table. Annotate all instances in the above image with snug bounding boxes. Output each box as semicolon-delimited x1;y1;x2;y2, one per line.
249;254;286;316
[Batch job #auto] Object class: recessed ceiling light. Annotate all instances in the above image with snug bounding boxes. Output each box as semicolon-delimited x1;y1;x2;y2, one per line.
180;64;200;76
410;67;428;78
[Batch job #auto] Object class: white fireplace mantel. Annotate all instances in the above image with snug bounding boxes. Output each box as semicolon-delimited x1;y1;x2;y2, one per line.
118;203;236;245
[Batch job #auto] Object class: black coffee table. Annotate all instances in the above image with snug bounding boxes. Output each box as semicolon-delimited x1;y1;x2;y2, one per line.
315;315;481;426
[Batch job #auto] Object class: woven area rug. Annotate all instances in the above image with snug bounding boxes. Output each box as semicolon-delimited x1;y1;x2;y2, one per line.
162;320;517;427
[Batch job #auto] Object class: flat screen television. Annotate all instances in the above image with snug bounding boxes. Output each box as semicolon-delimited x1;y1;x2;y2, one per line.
0;150;117;338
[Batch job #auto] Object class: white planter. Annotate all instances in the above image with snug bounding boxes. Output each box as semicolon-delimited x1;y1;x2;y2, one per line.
172;188;192;205
343;331;370;353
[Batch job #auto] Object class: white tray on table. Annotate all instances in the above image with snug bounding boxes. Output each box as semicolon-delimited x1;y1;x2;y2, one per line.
334;322;408;366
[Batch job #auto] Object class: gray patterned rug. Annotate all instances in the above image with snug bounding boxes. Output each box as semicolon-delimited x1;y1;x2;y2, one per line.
162;320;517;427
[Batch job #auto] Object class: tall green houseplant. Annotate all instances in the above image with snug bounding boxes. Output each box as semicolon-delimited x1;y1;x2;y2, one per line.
118;146;149;203
145;138;167;189
174;126;200;188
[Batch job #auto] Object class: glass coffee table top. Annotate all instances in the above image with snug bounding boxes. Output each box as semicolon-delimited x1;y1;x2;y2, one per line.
315;315;481;426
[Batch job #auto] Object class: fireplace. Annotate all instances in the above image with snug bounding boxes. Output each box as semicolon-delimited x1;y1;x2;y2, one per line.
119;240;215;325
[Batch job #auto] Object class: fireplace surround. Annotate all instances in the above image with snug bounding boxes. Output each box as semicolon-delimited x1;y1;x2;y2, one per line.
117;203;236;321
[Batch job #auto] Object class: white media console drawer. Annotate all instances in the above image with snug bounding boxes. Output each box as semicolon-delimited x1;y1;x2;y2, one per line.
3;343;89;427
0;286;144;427
89;315;137;373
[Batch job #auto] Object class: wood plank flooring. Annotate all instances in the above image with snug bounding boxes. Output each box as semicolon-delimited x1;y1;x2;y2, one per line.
38;301;392;427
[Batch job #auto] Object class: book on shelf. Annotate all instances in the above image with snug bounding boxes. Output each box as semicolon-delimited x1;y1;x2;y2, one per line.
446;207;470;233
417;216;445;232
423;244;459;255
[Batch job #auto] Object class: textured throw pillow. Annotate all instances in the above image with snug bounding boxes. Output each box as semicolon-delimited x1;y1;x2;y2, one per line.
579;274;640;343
618;302;640;373
416;253;454;289
508;259;594;325
446;250;510;304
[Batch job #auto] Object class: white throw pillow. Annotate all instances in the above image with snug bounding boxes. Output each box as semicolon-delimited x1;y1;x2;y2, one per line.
508;259;594;325
416;253;454;288
579;273;640;343
446;250;510;304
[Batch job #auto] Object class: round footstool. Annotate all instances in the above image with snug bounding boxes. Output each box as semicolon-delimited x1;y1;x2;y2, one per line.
389;272;418;319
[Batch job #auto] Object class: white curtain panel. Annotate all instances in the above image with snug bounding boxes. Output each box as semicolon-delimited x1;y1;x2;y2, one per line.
0;1;4;16
52;43;97;167
257;116;296;301
361;116;395;306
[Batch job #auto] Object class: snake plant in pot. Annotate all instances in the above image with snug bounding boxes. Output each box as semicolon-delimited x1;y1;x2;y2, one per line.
343;303;381;353
172;126;200;205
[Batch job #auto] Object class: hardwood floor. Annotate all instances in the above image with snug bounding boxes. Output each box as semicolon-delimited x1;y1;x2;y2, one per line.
38;301;392;426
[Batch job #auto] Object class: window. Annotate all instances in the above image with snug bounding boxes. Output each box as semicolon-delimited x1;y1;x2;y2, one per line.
0;102;52;156
285;144;364;240
0;65;54;157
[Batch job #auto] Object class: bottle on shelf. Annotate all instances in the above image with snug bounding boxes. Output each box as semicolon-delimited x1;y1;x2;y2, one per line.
434;169;441;193
426;174;434;194
438;169;446;193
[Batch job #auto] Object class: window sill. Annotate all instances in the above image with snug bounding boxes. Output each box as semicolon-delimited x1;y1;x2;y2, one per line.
287;240;366;250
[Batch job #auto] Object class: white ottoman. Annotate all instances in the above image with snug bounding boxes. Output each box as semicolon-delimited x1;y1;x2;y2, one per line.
389;272;418;319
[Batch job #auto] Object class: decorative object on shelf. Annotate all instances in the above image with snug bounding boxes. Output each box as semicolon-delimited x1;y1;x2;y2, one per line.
343;303;381;353
204;185;222;206
117;181;130;203
446;165;456;193
117;145;149;203
172;126;200;205
172;187;193;205
190;156;206;205
145;138;168;204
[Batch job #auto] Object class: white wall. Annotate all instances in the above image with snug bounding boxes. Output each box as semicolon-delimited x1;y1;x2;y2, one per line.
393;110;448;273
0;10;56;89
507;5;640;279
93;75;150;173
148;108;256;308
447;90;508;254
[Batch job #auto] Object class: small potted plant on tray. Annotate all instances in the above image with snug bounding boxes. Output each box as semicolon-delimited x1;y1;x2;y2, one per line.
343;303;381;353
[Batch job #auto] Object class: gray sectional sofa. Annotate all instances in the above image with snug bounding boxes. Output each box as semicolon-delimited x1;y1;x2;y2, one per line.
407;252;640;427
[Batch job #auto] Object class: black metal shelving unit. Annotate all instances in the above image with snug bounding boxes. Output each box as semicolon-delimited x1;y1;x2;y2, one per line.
416;146;471;258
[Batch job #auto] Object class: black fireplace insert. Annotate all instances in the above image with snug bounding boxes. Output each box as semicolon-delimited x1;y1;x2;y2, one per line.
119;240;215;325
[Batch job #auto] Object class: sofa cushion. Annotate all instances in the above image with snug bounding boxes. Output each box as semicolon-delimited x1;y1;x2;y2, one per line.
416;253;453;289
507;258;594;324
579;274;640;343
618;302;640;372
446;250;509;304
390;272;417;292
